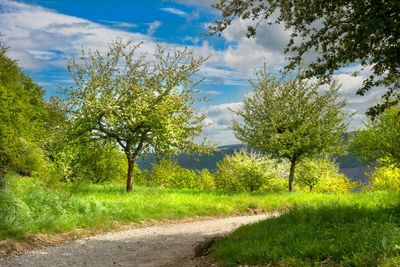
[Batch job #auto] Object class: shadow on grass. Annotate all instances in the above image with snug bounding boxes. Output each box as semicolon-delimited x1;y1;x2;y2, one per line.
211;203;400;266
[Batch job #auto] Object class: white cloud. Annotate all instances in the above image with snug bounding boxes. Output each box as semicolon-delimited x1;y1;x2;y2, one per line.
27;50;59;61
160;7;187;17
198;102;242;145
199;89;223;95
0;0;154;69
332;67;386;130
183;35;200;45
218;19;290;72
147;20;162;36
98;20;138;29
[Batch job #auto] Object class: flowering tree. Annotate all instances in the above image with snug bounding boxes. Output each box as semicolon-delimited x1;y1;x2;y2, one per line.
67;39;212;192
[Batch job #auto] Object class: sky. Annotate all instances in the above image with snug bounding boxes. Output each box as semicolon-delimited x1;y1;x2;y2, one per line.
0;0;385;145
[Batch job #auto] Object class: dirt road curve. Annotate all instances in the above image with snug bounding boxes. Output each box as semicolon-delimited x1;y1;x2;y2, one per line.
0;214;275;267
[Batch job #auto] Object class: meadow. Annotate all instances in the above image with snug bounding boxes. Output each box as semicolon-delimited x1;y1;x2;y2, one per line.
1;174;398;245
211;192;400;266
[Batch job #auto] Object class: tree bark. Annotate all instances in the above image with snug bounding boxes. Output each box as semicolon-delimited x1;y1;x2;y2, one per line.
126;159;135;192
289;160;296;192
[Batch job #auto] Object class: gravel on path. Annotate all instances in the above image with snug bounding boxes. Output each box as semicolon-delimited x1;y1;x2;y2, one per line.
0;213;277;267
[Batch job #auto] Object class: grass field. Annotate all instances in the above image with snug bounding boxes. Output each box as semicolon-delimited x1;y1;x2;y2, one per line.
0;174;349;240
211;192;400;266
2;173;400;266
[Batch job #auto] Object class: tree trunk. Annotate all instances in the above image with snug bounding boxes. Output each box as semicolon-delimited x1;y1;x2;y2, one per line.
289;160;296;192
309;185;313;192
126;159;135;192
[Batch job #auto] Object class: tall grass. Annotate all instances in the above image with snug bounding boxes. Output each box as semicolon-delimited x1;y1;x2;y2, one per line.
211;193;400;266
1;174;398;246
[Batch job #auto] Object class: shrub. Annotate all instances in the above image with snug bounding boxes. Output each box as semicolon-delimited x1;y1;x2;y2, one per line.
0;152;6;191
7;138;47;177
74;143;127;184
215;149;287;192
48;142;127;184
315;173;357;193
147;158;215;190
296;157;357;193
370;159;400;191
196;169;216;190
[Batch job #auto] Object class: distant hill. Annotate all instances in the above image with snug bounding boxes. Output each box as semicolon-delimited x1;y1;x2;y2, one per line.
137;143;370;183
137;144;244;171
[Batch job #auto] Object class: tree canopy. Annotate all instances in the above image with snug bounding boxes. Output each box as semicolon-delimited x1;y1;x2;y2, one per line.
350;104;400;165
67;39;213;192
210;0;400;116
0;45;48;181
233;71;347;191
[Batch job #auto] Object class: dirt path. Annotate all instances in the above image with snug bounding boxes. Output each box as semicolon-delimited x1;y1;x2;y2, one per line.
0;213;277;267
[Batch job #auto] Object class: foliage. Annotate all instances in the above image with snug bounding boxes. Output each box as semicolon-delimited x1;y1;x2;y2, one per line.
196;169;216;190
350;105;400;165
6;138;47;177
233;71;347;191
67;39;212;191
369;160;400;191
0;152;6;190
211;202;400;266
0;48;49;179
47;141;129;184
2;173;397;241
210;0;400;115
147;158;215;190
296;159;321;192
215;149;287;192
314;174;357;193
297;157;356;193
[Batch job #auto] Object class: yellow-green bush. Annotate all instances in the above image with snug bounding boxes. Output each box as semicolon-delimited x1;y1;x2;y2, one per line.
215;149;288;192
7;138;46;177
315;173;357;193
148;158;215;190
370;160;400;191
296;157;356;193
196;169;216;190
47;142;127;184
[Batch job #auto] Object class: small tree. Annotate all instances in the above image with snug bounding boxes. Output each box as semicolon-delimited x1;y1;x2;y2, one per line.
67;39;212;192
350;104;400;165
233;71;347;192
297;159;320;192
297;157;344;192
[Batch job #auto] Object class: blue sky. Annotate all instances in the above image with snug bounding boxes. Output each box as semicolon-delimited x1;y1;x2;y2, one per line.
0;0;384;145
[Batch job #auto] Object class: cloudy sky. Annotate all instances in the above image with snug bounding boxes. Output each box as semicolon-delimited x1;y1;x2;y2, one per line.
0;0;384;145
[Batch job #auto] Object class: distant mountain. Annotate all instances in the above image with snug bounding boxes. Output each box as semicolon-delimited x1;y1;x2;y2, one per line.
137;143;370;182
137;144;245;171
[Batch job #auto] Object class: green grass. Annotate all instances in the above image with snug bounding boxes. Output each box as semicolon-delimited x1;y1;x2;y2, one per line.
211;193;400;266
0;175;333;240
2;173;400;267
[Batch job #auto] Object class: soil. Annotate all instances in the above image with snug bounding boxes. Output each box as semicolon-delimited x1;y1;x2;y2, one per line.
0;213;278;267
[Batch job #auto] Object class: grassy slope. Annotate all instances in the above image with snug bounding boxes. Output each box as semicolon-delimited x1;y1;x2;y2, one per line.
2;174;399;266
0;175;332;240
211;192;400;266
0;174;390;241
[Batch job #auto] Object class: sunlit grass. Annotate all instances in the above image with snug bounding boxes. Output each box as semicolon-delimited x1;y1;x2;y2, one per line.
211;193;400;266
1;173;399;249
